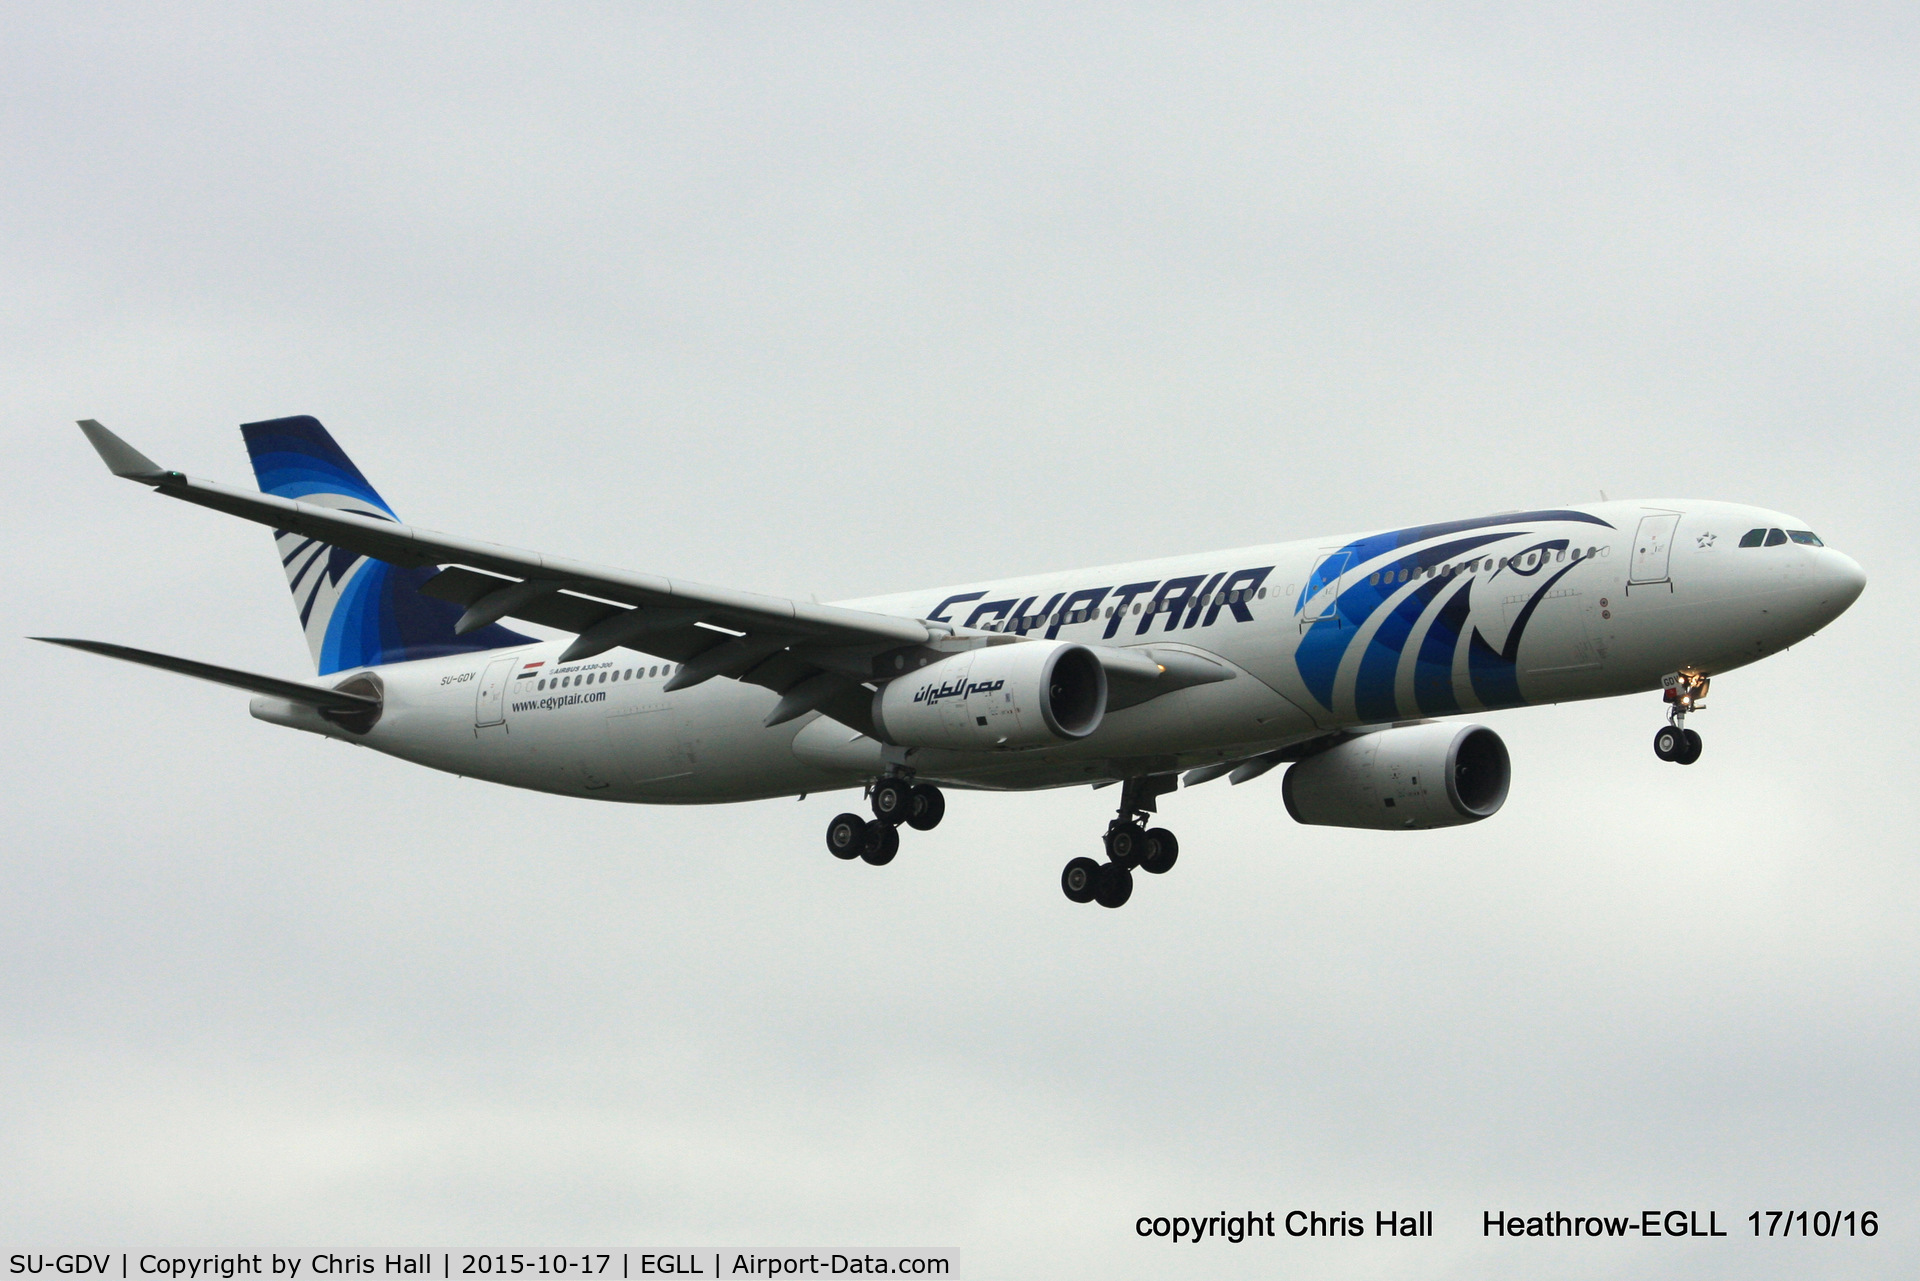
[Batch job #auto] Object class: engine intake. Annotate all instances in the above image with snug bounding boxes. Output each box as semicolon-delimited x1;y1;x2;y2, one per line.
1282;722;1510;830
872;641;1107;750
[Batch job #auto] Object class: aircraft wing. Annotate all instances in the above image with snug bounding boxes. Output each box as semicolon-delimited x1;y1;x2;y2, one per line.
77;420;1218;737
77;420;929;646
75;420;958;735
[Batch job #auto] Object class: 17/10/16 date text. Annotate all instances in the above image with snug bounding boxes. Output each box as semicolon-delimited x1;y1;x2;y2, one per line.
1750;1211;1877;1238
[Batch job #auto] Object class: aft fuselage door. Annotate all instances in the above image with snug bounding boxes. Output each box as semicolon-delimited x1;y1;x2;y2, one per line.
474;656;515;728
1629;513;1682;590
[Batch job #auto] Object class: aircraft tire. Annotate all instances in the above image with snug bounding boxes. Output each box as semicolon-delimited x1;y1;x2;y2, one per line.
826;812;866;860
1061;856;1101;904
1093;862;1134;909
871;778;912;825
859;820;900;866
906;784;945;831
1104;823;1144;866
1653;726;1682;761
1677;729;1703;765
1140;828;1179;875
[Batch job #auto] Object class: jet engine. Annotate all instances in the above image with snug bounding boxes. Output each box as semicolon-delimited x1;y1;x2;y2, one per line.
872;641;1107;751
1282;722;1510;830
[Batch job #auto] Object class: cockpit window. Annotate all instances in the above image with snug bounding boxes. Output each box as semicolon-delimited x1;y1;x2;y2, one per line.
1764;528;1788;546
1739;529;1766;547
1788;530;1824;546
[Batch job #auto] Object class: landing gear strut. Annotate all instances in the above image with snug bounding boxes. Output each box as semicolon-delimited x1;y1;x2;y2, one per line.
823;777;946;868
1653;672;1708;765
1063;775;1180;909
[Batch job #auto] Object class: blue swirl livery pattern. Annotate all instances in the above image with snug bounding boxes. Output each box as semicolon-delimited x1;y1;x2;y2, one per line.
242;416;534;675
1294;510;1616;722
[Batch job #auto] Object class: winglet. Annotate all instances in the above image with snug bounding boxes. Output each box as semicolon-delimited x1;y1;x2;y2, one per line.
76;419;169;481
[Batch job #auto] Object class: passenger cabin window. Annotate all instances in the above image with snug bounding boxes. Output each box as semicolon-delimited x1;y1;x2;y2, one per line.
1788;530;1824;546
1765;528;1788;546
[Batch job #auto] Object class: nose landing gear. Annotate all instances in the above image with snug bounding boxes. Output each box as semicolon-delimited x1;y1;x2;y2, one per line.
1063;775;1180;909
824;777;947;868
1653;672;1709;765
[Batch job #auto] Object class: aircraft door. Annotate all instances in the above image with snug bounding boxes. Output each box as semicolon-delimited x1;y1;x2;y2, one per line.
1629;513;1681;588
606;687;693;785
1301;549;1353;629
474;656;515;727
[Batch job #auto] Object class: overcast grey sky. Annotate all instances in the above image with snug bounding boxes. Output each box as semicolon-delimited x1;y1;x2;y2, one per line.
4;3;1916;1277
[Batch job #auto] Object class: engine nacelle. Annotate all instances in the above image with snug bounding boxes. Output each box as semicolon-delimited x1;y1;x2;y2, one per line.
872;641;1107;751
1282;722;1510;830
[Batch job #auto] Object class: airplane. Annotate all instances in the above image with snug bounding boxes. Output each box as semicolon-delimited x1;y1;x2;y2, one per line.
41;416;1865;909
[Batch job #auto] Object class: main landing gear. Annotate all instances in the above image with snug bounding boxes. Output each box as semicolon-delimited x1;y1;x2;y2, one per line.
1652;672;1709;766
825;778;946;867
1062;777;1180;909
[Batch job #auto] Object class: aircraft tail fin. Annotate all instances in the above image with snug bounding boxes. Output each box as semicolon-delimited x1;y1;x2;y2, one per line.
240;416;534;674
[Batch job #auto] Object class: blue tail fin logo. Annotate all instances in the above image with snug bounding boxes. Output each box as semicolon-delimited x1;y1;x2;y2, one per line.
242;416;534;675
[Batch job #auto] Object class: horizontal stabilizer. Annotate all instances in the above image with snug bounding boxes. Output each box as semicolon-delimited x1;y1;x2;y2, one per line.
31;637;379;711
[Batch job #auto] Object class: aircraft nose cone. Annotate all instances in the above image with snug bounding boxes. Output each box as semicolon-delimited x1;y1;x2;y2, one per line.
1816;550;1867;621
1830;551;1866;603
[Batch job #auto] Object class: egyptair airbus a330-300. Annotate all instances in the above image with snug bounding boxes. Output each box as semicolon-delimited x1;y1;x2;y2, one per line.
43;416;1865;908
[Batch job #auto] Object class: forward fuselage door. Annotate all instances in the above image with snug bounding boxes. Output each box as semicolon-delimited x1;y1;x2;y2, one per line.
474;655;515;728
1629;512;1682;591
1301;549;1353;630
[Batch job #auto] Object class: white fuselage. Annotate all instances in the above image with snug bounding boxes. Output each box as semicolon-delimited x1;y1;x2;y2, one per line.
254;500;1863;804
